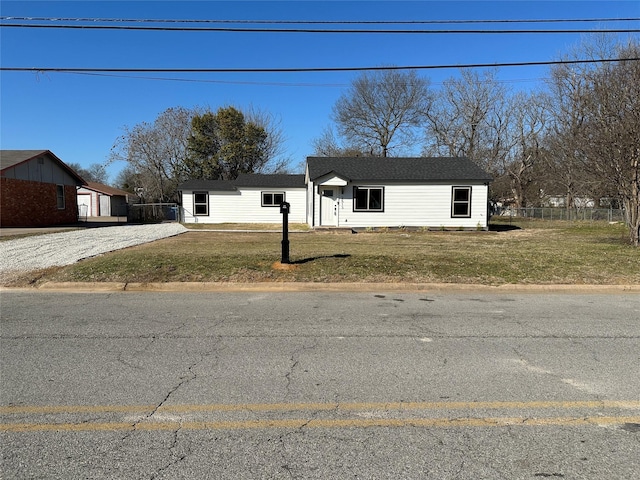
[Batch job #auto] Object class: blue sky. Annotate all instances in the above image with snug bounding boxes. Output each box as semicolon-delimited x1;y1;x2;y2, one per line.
1;0;639;181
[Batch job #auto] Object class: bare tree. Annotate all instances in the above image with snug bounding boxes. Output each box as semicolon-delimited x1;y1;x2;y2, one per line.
424;69;510;174
502;91;549;209
68;162;109;184
332;69;431;157
547;38;640;245
544;49;597;213
311;126;368;157
578;42;640;245
110;106;196;201
245;106;290;173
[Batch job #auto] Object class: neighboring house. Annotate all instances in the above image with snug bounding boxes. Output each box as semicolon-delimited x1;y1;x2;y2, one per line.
77;181;134;218
0;150;86;227
306;157;493;229
542;195;596;209
179;157;493;229
180;174;307;224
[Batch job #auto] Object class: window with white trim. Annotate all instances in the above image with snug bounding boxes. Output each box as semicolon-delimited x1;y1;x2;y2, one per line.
193;192;209;215
353;186;384;212
56;185;65;209
451;186;472;217
262;191;285;207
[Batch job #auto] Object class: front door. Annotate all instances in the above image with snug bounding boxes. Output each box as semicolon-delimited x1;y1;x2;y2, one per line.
320;188;337;226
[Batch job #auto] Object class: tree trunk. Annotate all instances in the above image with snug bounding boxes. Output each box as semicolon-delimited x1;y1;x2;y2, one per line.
625;195;640;247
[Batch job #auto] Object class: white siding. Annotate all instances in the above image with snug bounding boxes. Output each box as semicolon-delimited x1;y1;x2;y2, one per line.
182;187;306;224
312;182;489;229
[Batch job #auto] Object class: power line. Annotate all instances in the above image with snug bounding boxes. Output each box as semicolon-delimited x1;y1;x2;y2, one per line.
1;23;638;34
55;71;548;88
2;57;637;74
2;16;639;25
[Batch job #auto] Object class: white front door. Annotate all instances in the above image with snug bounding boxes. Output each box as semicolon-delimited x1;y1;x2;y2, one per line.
320;188;337;226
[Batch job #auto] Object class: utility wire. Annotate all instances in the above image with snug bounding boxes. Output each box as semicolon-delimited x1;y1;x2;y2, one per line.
58;71;548;88
2;16;639;24
1;23;638;34
2;57;637;74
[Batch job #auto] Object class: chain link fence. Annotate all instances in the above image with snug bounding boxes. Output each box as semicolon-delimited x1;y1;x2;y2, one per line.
498;207;626;222
128;203;180;223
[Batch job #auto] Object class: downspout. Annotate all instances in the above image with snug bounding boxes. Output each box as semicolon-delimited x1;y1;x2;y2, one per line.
311;182;316;227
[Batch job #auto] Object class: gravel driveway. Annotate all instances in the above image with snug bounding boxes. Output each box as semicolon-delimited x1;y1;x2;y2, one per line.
0;223;187;283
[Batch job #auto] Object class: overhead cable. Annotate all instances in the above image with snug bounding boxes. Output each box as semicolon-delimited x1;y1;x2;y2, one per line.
2;57;637;74
1;16;639;25
53;71;548;87
1;23;638;34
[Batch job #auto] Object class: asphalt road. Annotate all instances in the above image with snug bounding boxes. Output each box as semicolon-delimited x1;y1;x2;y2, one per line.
1;291;639;479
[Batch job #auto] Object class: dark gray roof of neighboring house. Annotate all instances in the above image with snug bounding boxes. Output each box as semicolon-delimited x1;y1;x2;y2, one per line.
0;149;86;184
179;174;306;191
233;174;306;188
306;157;493;183
178;179;236;191
1;150;54;171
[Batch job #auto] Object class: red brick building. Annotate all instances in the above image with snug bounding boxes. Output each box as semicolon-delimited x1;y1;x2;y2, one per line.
0;150;86;227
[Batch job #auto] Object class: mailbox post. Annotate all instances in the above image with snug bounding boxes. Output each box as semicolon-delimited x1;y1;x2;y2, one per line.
280;201;290;264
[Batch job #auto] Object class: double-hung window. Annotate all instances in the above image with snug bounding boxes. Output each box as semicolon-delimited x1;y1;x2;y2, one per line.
262;192;285;207
353;186;384;212
193;192;209;216
451;186;472;218
56;185;65;210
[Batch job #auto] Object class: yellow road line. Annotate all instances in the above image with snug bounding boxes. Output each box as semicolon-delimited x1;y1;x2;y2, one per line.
2;400;639;416
2;416;640;433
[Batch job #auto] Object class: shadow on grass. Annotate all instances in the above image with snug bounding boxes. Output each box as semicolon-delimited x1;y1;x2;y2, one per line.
291;254;352;265
489;223;522;232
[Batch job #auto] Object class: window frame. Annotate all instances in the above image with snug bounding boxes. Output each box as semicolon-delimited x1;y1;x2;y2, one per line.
451;186;472;218
56;184;65;210
261;191;286;207
353;186;384;212
193;191;209;216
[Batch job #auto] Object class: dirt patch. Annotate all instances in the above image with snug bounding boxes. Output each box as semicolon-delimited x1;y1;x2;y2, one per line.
272;262;299;271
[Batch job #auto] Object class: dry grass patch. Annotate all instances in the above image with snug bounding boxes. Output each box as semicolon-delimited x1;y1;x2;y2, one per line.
35;219;639;286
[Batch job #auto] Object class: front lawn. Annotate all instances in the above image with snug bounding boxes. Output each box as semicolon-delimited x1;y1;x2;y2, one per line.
25;218;639;286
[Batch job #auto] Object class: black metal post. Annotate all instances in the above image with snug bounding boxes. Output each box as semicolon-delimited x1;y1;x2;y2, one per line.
280;202;290;264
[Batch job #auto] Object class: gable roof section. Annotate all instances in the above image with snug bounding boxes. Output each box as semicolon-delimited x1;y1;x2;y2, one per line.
306;157;492;183
1;150;86;184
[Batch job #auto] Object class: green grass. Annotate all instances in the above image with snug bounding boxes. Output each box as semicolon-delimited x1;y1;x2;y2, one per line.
26;218;638;286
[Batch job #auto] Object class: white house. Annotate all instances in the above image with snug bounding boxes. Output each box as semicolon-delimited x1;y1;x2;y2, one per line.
180;174;307;224
306;157;493;229
178;157;493;229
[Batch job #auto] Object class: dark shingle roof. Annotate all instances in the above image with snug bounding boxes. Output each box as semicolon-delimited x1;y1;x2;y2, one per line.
233;174;305;188
306;157;493;183
178;179;236;191
179;174;306;191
